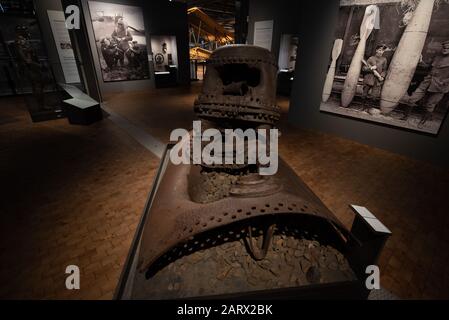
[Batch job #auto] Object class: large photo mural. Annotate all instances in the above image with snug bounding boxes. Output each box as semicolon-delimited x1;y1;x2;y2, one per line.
88;1;150;82
321;0;449;135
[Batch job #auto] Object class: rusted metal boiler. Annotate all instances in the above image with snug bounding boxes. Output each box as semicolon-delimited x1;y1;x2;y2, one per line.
115;45;391;300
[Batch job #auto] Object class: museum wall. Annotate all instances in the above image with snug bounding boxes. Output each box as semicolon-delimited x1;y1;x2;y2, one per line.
292;0;449;167
33;0;67;84
80;0;189;95
247;0;301;59
248;0;449;166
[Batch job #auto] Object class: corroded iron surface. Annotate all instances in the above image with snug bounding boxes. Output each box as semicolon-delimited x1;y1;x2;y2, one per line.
194;45;280;125
137;45;354;294
133;229;356;299
137;159;347;272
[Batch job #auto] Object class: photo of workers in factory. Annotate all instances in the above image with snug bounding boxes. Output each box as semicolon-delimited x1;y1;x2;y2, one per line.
320;0;449;135
88;1;150;82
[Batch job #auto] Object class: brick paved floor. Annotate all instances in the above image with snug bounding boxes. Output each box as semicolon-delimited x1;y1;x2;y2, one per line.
105;84;449;299
1;85;448;299
0;97;159;299
279;126;449;299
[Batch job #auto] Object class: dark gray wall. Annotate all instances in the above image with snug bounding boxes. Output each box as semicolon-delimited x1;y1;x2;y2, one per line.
249;0;449;167
33;0;67;84
247;0;301;60
81;0;190;95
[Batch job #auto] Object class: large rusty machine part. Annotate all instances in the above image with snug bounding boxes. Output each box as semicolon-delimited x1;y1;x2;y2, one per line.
194;45;280;126
133;45;387;299
137;159;350;273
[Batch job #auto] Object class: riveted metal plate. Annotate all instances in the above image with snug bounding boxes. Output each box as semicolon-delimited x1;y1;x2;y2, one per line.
137;158;346;272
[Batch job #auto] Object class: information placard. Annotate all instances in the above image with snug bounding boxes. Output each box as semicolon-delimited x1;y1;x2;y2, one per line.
47;10;80;84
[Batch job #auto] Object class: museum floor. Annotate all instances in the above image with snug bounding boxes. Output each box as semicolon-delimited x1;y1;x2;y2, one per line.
1;83;448;299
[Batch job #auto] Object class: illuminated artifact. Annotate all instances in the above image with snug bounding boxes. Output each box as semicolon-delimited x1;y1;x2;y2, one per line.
111;18;132;67
134;45;389;299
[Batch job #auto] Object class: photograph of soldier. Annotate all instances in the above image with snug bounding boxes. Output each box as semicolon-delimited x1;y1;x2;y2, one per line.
361;45;388;107
100;37;117;71
111;18;132;67
88;1;150;82
126;41;145;70
320;0;449;135
402;40;449;128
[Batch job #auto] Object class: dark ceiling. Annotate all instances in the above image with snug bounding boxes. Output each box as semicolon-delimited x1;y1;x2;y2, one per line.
186;0;236;33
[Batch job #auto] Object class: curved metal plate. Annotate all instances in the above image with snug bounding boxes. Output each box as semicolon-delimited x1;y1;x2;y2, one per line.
137;158;347;272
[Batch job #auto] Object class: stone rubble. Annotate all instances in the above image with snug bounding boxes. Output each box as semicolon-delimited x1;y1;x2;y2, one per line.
137;231;356;299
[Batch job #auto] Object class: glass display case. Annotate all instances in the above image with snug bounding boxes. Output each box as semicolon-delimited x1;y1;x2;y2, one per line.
151;35;178;87
277;34;298;96
0;12;66;121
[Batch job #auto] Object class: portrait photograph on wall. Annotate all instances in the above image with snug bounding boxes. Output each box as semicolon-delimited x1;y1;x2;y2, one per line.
87;1;150;82
320;0;449;135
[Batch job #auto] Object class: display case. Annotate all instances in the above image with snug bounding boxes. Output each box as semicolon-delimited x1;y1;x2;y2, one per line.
277;34;298;96
0;11;66;122
151;35;179;88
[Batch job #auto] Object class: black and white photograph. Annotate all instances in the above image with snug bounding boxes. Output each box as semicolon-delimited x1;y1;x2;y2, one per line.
321;0;449;135
88;1;150;82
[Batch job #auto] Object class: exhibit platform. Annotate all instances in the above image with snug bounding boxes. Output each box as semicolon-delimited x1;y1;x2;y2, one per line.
24;91;67;123
60;84;103;125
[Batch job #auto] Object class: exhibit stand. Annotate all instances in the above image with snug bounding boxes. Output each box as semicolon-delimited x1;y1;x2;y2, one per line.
60;83;102;125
